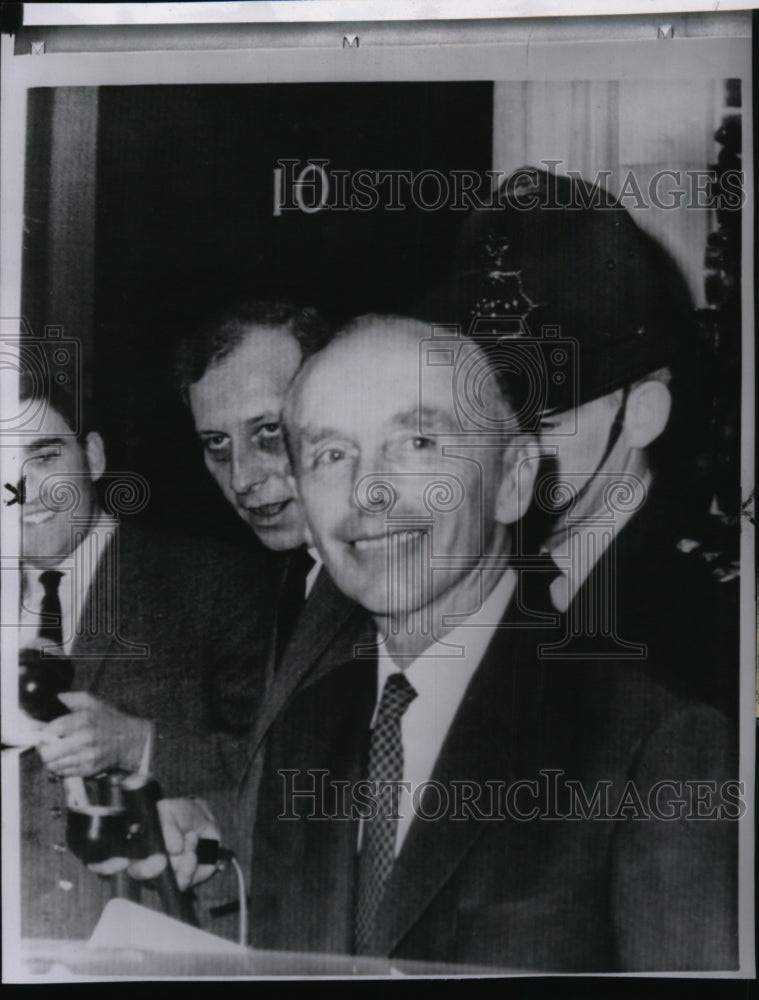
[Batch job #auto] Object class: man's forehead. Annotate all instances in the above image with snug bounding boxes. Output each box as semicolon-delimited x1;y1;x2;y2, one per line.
225;325;302;374
295;339;424;430
190;328;302;420
203;326;301;385
295;321;503;432
299;321;429;394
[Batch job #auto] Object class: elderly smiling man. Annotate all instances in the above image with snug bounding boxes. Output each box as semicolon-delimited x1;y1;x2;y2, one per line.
149;311;737;970
238;312;736;971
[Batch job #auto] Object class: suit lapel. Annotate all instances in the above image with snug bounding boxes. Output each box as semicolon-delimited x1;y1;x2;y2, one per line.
251;655;377;954
301;657;376;953
240;568;369;788
69;524;146;691
70;527;119;690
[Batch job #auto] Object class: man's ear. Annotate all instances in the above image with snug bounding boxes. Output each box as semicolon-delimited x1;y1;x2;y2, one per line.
624;380;672;449
495;436;540;525
84;431;106;482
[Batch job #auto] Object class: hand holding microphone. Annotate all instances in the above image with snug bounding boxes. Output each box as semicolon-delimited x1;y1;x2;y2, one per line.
18;647;225;927
19;643;151;776
38;692;152;777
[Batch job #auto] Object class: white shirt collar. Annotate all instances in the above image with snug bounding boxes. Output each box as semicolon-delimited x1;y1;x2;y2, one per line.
20;511;118;655
305;546;322;599
375;567;517;708
368;568;517;854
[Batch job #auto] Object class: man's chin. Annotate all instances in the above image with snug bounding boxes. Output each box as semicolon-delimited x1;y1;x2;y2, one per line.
20;554;66;569
328;579;427;620
19;539;69;568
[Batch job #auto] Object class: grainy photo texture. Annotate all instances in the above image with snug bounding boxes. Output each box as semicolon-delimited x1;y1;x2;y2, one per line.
0;6;754;982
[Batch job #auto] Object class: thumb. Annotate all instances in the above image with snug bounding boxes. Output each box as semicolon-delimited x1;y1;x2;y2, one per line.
58;690;98;710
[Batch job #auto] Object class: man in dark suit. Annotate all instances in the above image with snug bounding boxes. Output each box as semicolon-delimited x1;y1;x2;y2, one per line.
14;376;274;939
174;300;368;717
171;302;371;905
147;194;741;969
20;299;368;942
246;304;739;971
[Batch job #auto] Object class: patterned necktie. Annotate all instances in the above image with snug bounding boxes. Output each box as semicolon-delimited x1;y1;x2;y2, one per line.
38;570;64;646
354;671;417;955
274;547;315;665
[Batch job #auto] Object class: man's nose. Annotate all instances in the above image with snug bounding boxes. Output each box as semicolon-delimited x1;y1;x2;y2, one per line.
351;458;394;516
230;449;269;496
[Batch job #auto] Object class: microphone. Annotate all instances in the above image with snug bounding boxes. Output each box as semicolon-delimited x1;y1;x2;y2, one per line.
18;646;74;723
18;647;199;926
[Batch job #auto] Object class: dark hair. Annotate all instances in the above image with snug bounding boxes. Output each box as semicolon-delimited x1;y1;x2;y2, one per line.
174;300;331;401
19;367;98;440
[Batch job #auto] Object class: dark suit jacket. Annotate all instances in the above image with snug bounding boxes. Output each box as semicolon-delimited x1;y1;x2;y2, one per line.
230;563;372;873
249;510;740;972
528;491;740;718
20;521;275;940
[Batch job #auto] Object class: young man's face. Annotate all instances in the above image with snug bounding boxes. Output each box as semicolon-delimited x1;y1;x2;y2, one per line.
288;320;517;618
19;407;104;567
188;326;308;551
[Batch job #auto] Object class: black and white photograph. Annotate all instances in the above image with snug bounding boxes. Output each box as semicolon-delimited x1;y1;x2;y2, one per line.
0;1;755;982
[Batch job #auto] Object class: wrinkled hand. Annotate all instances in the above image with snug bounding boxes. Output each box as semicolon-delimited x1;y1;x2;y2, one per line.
37;692;151;777
89;797;221;891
